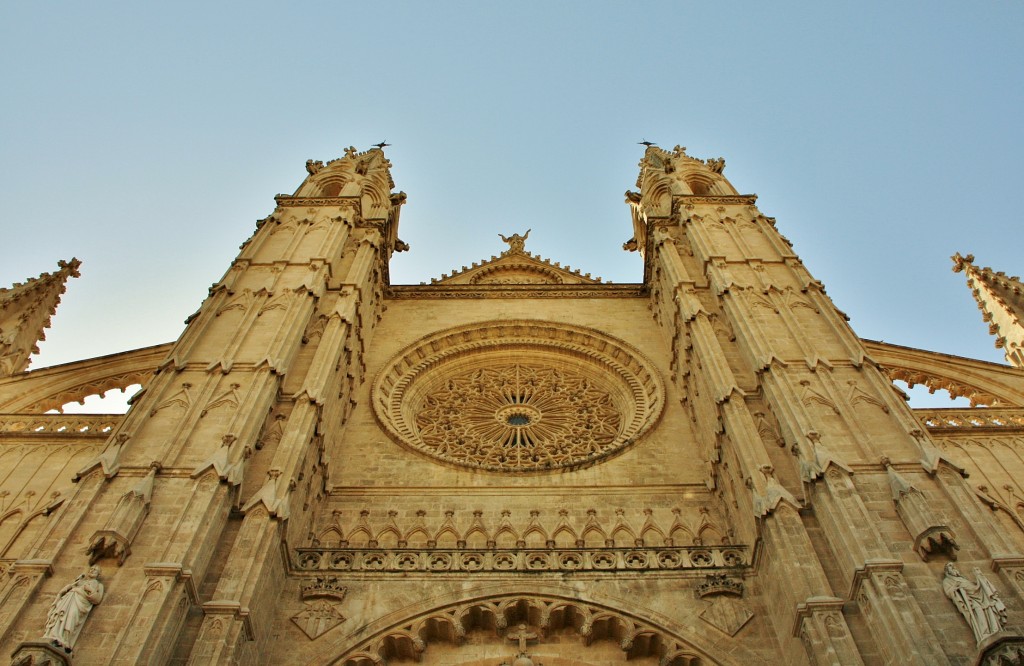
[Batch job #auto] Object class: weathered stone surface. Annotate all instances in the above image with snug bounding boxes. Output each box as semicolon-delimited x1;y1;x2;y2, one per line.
0;145;1023;664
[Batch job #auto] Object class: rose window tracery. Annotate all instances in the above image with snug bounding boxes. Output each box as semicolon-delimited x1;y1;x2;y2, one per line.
372;321;664;472
415;364;621;469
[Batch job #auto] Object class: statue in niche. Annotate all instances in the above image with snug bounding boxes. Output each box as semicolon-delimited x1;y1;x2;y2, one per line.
499;229;530;254
43;566;104;653
942;562;1007;644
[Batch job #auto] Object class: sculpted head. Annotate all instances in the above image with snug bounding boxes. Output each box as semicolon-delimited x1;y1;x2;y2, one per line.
87;566;101;579
944;562;960;577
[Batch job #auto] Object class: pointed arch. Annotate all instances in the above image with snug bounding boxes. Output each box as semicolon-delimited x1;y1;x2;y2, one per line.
521;522;548;548
551;523;578;548
374;524;402;549
404;525;432;548
463;523;490;549
316;526;345;548
581;523;609;547
433;523;461;548
492;524;519;548
316;587;763;666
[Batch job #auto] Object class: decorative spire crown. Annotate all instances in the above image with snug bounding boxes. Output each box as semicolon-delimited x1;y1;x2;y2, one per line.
952;252;1024;367
0;258;81;376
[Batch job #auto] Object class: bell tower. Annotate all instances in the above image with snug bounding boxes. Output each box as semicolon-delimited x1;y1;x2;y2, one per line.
631;144;1024;665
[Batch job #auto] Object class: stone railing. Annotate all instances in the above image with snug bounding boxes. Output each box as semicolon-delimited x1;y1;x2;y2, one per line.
0;414;120;437
293;545;749;575
916;408;1024;432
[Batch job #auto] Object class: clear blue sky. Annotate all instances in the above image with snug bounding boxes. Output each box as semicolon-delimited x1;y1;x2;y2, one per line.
2;3;1021;408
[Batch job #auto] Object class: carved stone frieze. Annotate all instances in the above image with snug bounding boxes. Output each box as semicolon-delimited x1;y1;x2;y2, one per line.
293;545;749;574
274;196;361;208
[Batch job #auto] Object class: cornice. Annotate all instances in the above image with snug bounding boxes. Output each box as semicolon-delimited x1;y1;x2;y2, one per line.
292;544;751;576
386;283;645;300
327;484;711;497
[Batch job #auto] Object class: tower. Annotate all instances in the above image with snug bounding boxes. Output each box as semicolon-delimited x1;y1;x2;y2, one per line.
1;145;1024;665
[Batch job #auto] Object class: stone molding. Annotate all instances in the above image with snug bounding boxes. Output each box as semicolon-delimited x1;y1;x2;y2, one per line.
387;284;645;299
678;195;758;205
273;196;361;208
293;545;749;575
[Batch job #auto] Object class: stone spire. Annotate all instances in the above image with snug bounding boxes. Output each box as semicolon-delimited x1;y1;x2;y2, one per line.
952;253;1024;367
0;258;81;376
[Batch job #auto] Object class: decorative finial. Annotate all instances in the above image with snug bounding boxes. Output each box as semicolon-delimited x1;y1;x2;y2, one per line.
951;252;975;273
499;229;530;254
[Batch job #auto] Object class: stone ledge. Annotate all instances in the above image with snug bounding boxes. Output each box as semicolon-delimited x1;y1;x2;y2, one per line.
10;642;70;666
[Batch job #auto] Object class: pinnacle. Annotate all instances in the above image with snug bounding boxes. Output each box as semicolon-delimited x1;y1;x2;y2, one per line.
953;253;1024;367
0;259;82;376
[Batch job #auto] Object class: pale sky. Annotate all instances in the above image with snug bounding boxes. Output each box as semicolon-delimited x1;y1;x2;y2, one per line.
2;3;1021;409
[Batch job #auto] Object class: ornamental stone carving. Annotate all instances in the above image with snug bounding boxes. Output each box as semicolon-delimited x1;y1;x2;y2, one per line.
942;563;1008;644
372;321;664;472
42;567;104;654
416;364;621;470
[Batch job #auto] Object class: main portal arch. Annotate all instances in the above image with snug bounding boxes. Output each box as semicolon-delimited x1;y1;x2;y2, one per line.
319;588;767;666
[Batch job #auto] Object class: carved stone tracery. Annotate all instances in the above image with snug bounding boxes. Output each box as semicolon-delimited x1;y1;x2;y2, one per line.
415;364;621;471
372;322;664;473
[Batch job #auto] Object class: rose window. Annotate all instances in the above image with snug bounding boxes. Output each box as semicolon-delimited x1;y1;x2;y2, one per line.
372;321;664;472
415;364;621;469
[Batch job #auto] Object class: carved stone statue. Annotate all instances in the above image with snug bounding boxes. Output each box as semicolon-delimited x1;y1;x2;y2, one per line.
499;229;530;254
942;562;1007;644
43;567;104;653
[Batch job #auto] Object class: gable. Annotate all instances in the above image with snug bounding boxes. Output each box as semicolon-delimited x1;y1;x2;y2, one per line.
429;232;601;286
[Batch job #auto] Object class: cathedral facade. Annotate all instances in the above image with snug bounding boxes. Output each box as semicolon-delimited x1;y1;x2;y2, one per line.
2;145;1024;665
